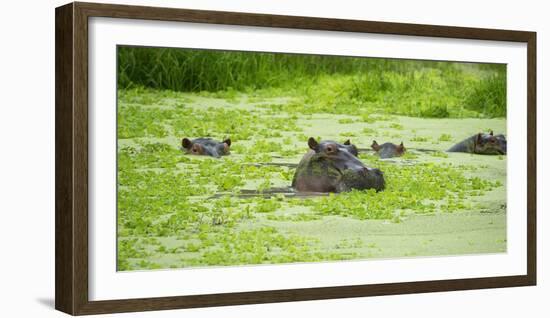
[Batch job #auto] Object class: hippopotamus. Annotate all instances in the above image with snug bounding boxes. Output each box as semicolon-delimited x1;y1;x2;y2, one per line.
341;139;359;157
494;133;507;154
181;137;231;158
292;138;385;193
447;131;506;155
371;141;406;159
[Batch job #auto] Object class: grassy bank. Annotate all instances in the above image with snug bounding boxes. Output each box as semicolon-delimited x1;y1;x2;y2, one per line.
118;46;507;118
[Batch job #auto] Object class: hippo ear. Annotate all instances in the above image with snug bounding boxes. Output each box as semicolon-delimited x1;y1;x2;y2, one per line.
489;130;494;136
398;142;405;152
308;137;319;150
182;138;193;150
371;140;380;151
223;138;231;147
343;139;351;145
476;133;483;144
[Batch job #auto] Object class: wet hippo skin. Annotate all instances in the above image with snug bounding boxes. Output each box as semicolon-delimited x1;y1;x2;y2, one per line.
292;137;385;193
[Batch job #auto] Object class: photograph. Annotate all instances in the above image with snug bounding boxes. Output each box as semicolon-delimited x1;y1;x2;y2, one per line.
116;45;507;271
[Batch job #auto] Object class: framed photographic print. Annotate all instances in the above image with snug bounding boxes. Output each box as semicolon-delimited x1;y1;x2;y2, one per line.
55;2;537;315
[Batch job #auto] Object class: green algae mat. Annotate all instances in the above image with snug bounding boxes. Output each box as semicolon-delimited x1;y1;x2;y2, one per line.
116;47;507;271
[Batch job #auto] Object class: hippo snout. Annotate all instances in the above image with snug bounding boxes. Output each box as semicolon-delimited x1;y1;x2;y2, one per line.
371;168;383;176
340;166;385;192
367;168;385;191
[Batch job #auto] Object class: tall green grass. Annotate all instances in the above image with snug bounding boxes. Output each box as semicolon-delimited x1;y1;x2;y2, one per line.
118;46;506;118
463;72;507;117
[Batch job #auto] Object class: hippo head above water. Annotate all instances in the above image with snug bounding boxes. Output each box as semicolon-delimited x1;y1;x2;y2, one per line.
371;141;406;159
181;137;231;158
292;137;385;193
341;139;359;157
448;131;506;155
476;131;507;155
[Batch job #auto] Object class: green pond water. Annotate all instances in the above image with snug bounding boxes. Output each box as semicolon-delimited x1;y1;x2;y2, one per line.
117;91;506;271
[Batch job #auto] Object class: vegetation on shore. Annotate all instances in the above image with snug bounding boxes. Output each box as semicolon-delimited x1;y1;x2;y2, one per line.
118;46;506;118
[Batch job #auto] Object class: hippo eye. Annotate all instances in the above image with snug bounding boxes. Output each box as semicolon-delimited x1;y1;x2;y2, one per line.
326;145;338;153
192;144;202;154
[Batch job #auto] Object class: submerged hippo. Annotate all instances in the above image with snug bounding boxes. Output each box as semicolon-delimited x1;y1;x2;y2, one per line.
292;138;385;193
181;137;231;158
371;141;406;158
447;131;506;155
341;139;359;157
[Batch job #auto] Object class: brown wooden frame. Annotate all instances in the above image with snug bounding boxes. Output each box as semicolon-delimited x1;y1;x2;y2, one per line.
55;1;537;315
